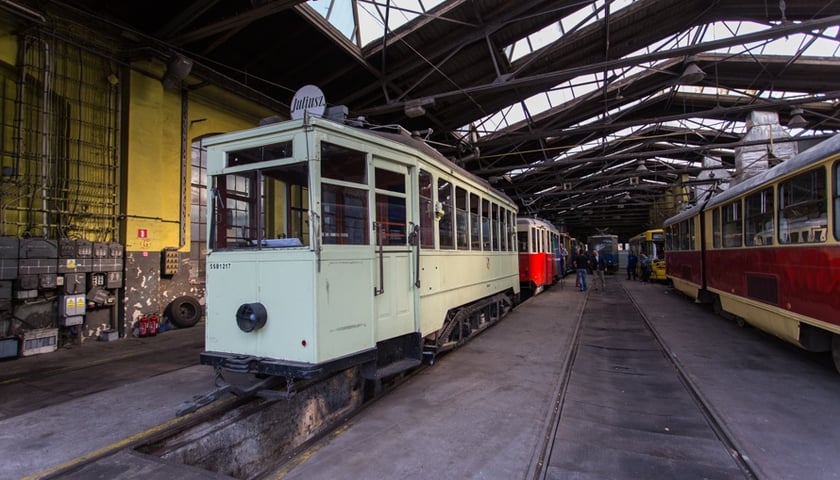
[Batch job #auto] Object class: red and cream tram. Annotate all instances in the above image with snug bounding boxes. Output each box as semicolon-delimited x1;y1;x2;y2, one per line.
517;217;560;296
664;133;840;371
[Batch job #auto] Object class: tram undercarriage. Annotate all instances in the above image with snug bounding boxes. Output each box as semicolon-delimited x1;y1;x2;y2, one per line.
422;291;515;365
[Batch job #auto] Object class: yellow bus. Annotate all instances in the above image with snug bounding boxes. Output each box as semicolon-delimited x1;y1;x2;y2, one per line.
628;229;666;281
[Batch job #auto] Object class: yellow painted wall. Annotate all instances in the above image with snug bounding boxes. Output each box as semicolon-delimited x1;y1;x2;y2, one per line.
0;18;17;65
123;65;275;253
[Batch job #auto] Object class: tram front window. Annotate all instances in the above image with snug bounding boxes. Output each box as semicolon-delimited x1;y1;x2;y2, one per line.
210;162;310;250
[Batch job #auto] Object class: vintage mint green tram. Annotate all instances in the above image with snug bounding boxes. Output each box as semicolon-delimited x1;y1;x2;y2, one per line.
200;116;520;383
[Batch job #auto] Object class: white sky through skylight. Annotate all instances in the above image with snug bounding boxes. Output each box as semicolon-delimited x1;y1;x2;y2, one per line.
309;0;446;47
309;1;839;174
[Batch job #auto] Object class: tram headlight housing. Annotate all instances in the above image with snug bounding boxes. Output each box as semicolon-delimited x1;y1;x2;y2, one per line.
236;302;267;332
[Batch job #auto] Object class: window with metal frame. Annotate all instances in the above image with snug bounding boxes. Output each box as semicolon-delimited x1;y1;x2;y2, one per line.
374;166;407;246
419;170;434;248
722;200;743;248
778;167;827;244
437;178;454;249
745;188;774;246
455;186;468;249
470;192;481;250
321;142;368;245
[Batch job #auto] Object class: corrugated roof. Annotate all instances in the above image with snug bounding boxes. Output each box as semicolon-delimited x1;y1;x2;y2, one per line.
30;0;840;238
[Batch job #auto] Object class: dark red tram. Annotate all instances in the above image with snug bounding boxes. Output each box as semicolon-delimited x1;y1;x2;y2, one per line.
664;133;840;371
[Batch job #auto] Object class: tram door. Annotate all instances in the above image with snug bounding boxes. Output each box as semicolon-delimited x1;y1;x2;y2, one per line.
372;158;417;341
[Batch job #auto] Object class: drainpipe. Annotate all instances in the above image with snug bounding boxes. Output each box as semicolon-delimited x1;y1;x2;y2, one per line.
179;88;187;248
39;38;51;237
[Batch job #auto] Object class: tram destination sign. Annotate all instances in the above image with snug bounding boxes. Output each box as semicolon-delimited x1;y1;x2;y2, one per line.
290;84;326;120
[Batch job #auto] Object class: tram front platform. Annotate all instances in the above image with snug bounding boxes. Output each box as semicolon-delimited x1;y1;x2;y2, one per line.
2;275;840;480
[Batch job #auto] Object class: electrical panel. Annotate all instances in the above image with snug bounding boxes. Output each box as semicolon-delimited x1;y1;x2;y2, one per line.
0;237;19;280
63;273;86;295
161;247;179;276
106;271;122;288
0;235;125;349
60;294;86;317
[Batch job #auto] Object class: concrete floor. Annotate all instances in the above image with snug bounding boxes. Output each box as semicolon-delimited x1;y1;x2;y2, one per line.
3;276;840;480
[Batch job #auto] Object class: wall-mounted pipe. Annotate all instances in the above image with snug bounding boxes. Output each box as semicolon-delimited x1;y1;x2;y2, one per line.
36;36;52;238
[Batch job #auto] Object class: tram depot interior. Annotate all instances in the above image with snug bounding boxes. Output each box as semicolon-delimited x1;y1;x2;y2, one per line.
0;3;839;367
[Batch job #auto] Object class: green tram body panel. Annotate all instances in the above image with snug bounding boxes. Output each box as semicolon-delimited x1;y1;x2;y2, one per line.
202;116;519;372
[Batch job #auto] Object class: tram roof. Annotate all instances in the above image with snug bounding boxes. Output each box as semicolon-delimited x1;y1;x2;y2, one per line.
705;133;840;210
203;115;517;207
24;0;840;240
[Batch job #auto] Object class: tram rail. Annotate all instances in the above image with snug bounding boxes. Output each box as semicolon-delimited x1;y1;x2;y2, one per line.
533;285;761;480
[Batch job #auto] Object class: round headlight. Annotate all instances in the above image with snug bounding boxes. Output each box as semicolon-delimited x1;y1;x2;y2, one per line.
235;302;267;332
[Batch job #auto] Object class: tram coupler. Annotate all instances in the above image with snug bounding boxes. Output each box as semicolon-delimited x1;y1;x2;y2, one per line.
255;377;297;401
176;368;284;416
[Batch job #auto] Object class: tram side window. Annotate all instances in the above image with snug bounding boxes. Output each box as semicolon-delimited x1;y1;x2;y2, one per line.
688;219;695;249
745;188;773;246
212;162;309;249
438;178;454;249
674;223;682;250
722;201;742;247
470;193;481;249
288;184;309;244
507;210;515;251
491;203;500;251
712;208;721;248
374;167;406;246
419;170;435;248
501;209;509;251
226;141;292;168
778;167;827;244
517;229;529;252
321;143;368;245
455;187;468;249
677;223;683;250
835;162;840;241
322;185;368;245
510;211;517;251
671;223;679;250
215;172;255;248
481;198;491;250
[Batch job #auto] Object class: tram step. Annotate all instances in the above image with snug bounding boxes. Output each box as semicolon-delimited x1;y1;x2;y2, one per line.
366;358;422;380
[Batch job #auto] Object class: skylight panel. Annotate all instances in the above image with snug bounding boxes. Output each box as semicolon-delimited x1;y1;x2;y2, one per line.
505;22;563;62
309;0;446;47
505;0;635;62
559;1;600;35
309;0;358;41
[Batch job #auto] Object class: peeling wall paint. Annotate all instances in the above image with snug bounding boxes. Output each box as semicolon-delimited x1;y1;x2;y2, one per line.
123;251;201;336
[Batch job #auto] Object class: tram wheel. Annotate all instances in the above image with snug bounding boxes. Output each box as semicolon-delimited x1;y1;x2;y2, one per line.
735;317;746;328
832;335;840;374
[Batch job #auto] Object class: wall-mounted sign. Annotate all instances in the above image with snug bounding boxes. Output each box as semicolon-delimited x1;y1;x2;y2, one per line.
290;84;326;120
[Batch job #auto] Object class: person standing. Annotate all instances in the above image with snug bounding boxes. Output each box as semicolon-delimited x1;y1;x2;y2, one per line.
639;251;651;282
558;243;568;279
573;248;589;292
592;249;607;290
627;251;638;280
